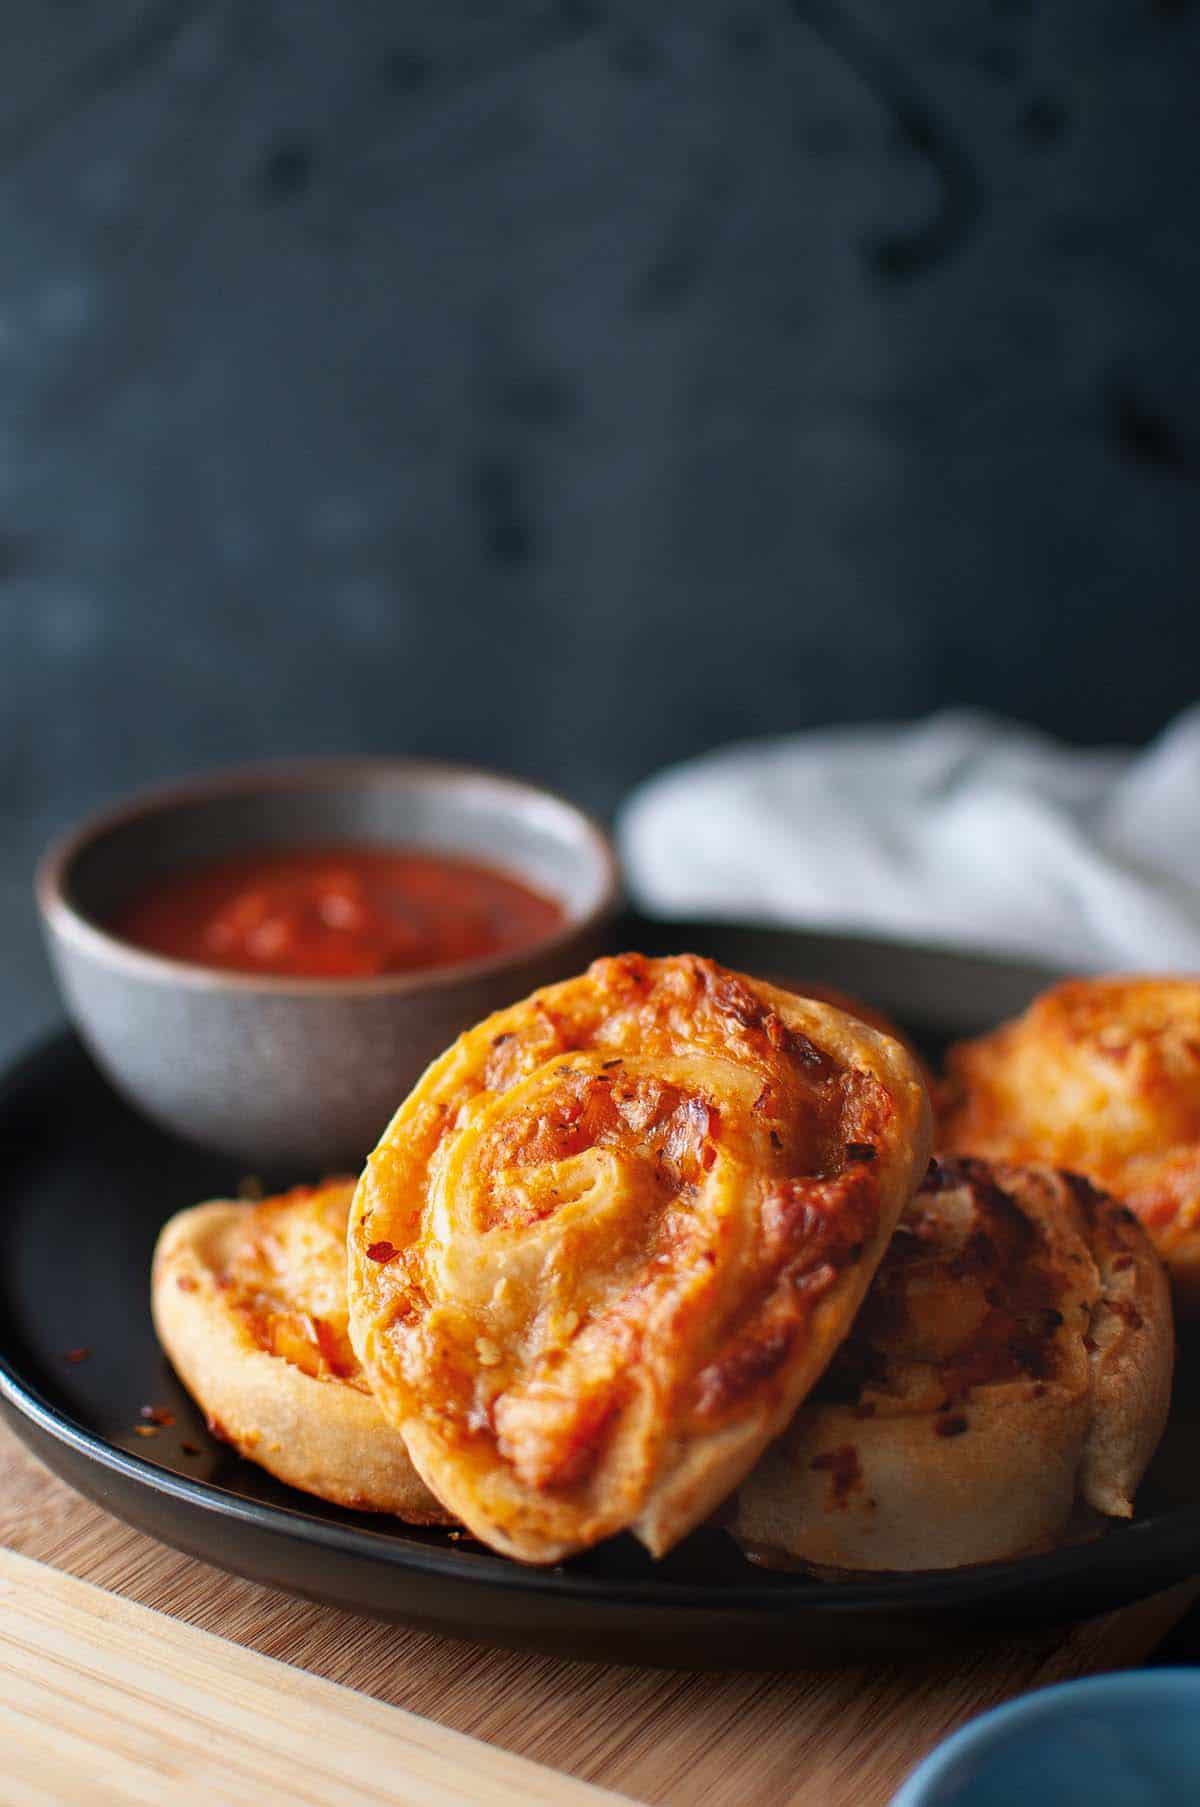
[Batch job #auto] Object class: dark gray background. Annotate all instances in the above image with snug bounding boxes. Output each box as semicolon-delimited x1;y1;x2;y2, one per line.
2;0;1198;1052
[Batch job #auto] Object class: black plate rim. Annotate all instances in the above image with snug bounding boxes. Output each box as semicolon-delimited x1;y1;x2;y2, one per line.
647;912;1067;980
4;976;1200;1626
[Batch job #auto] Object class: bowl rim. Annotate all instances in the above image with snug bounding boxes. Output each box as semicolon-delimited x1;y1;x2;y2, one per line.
891;1667;1200;1805
36;755;622;998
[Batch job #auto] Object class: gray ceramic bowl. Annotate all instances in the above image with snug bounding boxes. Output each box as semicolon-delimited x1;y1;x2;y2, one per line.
37;760;619;1171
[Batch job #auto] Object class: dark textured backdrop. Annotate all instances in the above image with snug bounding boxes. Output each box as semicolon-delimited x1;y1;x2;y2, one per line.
2;0;1198;1048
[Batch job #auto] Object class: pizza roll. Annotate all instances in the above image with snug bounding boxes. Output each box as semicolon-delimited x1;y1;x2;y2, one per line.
940;976;1200;1308
348;953;932;1563
733;1158;1173;1571
152;1180;449;1521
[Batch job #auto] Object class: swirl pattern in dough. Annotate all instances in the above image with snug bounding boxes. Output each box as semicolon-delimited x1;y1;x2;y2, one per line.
348;953;932;1562
152;1180;449;1520
734;1158;1173;1570
940;976;1200;1307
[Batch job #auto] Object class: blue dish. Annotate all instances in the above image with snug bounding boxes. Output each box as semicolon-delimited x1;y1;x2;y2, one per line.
894;1669;1200;1806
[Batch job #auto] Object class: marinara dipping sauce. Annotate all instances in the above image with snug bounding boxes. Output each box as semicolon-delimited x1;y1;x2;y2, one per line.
111;846;565;980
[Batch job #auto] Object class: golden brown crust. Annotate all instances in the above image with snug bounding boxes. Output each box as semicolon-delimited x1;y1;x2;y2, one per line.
348;953;932;1564
766;978;935;1094
1071;1172;1175;1518
733;1159;1173;1571
939;976;1200;1308
151;1182;450;1521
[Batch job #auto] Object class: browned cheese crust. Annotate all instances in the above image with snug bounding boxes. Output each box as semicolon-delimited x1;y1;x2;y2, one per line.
151;1180;450;1520
348;953;932;1564
733;1158;1173;1571
940;976;1200;1309
763;978;935;1094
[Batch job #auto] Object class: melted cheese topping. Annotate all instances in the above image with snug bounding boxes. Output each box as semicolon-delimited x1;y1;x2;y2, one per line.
222;1180;365;1389
733;1155;1171;1568
348;953;931;1562
819;1158;1097;1418
940;977;1200;1272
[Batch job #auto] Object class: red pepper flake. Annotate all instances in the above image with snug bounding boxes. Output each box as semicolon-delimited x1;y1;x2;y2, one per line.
701;1142;717;1170
63;1346;90;1364
1111;1254;1134;1273
140;1405;176;1427
176;1274;199;1293
934;1413;969;1438
366;1240;399;1265
769;1130;783;1150
181;1441;202;1456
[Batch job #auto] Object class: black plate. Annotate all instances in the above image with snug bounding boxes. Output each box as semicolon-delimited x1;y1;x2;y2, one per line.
3;916;1199;1669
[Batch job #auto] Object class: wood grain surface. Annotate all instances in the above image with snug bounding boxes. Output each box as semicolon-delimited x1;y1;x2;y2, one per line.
1;1420;1194;1807
0;1547;629;1807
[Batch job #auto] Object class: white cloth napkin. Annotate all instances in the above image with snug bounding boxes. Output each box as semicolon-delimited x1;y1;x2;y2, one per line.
617;709;1200;972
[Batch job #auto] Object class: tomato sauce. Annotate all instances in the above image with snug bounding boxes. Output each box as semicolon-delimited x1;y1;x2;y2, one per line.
111;845;565;979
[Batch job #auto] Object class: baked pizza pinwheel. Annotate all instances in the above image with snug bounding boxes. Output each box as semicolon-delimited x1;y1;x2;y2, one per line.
733;1158;1172;1571
348;953;932;1563
940;977;1200;1307
152;1180;449;1520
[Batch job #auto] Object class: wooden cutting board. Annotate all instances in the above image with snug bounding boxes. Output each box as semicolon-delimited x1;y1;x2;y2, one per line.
1;1421;1194;1807
0;1545;627;1807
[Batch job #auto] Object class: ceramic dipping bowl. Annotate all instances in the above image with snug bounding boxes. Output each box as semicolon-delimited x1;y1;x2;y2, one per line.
892;1669;1200;1807
37;759;619;1171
